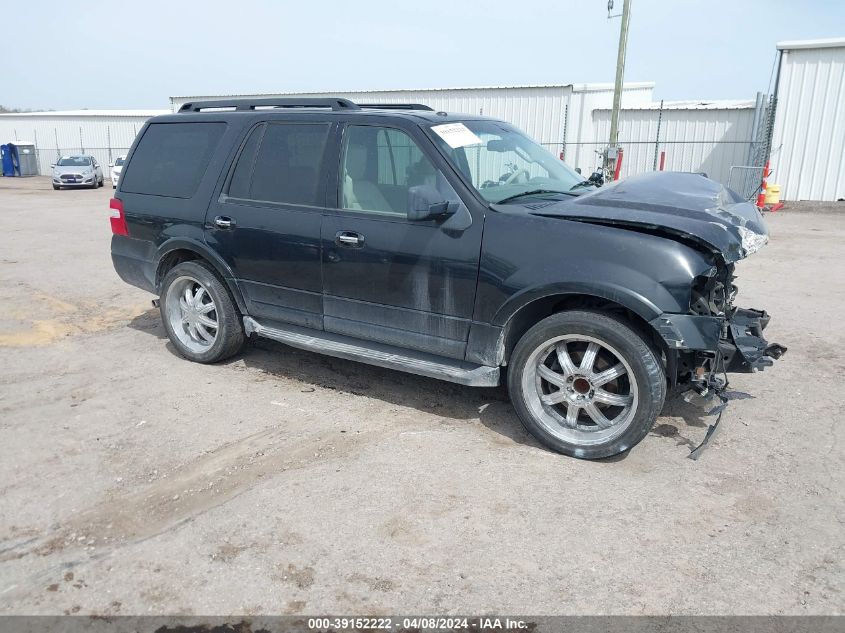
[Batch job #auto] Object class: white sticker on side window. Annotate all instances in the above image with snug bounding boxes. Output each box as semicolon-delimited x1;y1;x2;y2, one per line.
431;123;483;149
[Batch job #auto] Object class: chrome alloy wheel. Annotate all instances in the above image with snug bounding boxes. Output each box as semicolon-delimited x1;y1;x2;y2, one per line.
520;335;639;446
164;276;219;353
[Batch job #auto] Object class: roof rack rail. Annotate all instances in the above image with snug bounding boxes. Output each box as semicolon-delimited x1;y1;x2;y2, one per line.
357;103;433;111
178;98;360;113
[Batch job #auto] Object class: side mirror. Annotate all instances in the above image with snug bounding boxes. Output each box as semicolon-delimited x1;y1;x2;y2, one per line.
575;167;582;174
109;163;114;168
50;163;56;168
408;185;458;221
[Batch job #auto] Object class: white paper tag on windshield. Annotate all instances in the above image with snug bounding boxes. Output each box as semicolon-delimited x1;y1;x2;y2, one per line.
431;123;483;149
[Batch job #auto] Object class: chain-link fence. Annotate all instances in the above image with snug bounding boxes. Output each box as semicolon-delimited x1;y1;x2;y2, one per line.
14;95;775;199
540;137;768;195
34;146;133;179
547;95;775;195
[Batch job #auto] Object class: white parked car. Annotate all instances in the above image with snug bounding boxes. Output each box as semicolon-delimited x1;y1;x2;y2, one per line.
51;155;104;189
111;155;127;188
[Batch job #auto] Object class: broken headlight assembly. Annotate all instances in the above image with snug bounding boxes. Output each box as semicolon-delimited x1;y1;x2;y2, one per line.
737;225;769;257
690;264;737;317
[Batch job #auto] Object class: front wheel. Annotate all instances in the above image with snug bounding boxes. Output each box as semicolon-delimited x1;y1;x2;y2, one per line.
159;261;245;363
508;310;666;459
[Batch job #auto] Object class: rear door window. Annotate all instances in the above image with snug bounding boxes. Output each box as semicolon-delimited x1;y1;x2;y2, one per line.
228;124;264;199
227;122;330;207
120;122;226;198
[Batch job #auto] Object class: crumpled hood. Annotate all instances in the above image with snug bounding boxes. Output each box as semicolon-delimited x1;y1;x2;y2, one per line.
525;171;769;263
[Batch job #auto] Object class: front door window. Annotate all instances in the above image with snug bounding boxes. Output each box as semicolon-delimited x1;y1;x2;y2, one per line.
340;125;458;217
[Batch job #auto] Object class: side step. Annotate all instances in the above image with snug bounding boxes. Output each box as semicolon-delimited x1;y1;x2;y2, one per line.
244;317;500;387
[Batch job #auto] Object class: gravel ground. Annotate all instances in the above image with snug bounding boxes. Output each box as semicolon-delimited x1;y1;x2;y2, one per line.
0;176;842;616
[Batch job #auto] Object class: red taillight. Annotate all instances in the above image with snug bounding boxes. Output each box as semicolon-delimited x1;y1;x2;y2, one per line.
109;197;128;236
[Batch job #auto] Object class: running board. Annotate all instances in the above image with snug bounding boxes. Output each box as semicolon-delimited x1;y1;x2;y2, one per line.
243;316;500;387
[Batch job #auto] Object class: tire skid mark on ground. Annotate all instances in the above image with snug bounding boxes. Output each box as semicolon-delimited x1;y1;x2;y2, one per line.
1;422;378;567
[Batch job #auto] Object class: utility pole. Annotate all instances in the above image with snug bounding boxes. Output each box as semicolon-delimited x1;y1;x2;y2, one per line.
606;0;631;181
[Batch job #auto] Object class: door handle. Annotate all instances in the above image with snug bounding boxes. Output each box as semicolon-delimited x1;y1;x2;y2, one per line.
214;215;236;229
335;231;364;247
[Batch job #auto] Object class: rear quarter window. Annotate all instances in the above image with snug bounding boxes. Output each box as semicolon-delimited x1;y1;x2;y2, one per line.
120;122;226;198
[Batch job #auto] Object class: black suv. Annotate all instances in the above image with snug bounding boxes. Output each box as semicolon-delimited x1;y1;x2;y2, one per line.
110;98;784;459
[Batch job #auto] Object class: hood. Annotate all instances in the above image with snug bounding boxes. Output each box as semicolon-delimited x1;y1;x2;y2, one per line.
53;164;93;175
513;172;769;263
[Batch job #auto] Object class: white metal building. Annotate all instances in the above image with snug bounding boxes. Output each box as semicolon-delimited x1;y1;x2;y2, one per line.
170;83;655;175
0;110;168;175
2;60;841;201
770;38;845;201
592;100;758;187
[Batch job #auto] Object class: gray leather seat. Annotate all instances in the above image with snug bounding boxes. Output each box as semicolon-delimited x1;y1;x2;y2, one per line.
343;144;394;213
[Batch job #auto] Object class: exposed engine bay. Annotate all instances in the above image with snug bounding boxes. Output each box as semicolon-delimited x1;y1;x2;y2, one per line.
687;262;786;387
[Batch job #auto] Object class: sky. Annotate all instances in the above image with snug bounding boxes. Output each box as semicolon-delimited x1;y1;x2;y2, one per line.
3;0;844;110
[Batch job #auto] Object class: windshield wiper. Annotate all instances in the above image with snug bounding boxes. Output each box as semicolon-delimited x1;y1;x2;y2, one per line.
495;189;569;204
569;180;595;190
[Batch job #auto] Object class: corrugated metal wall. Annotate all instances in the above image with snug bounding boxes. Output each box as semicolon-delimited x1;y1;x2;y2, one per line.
170;83;655;173
563;84;655;173
770;42;845;201
592;105;756;186
173;86;572;149
0;113;162;175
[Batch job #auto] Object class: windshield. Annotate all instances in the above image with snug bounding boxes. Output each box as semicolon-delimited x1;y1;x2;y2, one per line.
114;157;125;166
57;156;91;167
428;120;588;203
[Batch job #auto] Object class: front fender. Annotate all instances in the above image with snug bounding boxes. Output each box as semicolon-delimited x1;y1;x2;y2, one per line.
492;278;664;327
478;212;715;327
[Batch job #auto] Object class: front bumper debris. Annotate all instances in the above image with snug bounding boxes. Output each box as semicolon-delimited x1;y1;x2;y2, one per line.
720;307;787;372
685;384;729;460
652;307;787;374
678;307;786;459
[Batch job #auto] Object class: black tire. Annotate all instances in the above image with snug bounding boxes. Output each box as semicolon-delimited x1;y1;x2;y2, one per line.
508;310;666;459
159;260;245;363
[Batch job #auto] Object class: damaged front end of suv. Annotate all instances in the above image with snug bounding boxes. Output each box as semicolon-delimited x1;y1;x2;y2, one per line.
527;171;787;454
654;257;786;457
683;260;786;383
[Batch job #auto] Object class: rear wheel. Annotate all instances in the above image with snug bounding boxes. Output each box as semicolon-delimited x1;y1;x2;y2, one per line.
159;261;245;363
508;310;666;459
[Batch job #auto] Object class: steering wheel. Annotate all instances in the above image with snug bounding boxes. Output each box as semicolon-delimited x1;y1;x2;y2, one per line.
503;168;530;185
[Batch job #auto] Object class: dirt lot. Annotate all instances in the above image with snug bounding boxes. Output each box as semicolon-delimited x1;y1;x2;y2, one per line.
0;176;842;616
